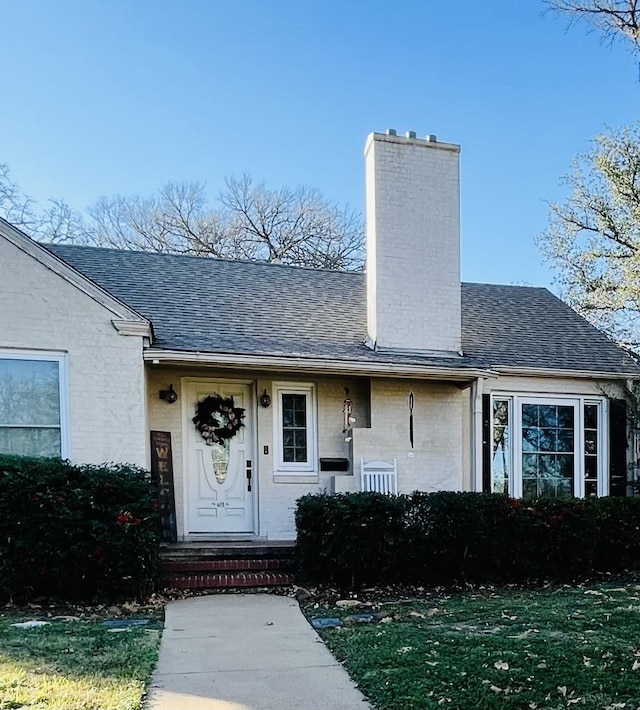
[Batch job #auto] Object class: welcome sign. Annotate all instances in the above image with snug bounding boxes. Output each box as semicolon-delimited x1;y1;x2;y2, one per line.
150;430;177;543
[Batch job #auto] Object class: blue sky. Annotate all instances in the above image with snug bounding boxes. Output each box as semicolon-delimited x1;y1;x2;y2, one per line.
1;0;638;287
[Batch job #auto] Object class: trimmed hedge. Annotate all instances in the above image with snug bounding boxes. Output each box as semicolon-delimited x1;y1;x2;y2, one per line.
0;455;160;602
295;491;640;588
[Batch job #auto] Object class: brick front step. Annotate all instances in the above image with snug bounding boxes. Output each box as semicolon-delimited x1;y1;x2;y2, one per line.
161;558;294;573
161;571;295;589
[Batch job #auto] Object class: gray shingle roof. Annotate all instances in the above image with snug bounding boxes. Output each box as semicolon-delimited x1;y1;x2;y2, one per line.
46;244;640;376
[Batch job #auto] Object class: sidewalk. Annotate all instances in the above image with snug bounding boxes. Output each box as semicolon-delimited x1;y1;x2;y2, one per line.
145;594;371;710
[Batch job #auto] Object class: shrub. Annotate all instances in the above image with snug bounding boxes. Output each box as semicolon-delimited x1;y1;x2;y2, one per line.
0;454;160;602
295;491;640;588
295;492;407;587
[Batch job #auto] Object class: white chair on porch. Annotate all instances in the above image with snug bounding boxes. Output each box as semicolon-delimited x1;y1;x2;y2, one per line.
360;458;398;495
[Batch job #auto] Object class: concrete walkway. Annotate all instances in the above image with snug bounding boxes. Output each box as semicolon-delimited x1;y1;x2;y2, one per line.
145;594;371;710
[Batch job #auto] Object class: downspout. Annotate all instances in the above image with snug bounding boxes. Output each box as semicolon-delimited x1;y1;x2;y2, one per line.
471;377;484;492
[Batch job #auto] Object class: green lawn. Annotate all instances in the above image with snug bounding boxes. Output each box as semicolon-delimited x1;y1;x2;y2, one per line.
0;609;162;710
308;583;640;710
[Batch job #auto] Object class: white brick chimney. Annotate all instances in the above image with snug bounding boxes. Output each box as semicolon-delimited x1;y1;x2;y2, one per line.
364;130;462;355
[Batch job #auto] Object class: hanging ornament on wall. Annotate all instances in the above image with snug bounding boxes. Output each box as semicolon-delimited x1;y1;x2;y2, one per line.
343;387;356;442
409;389;415;449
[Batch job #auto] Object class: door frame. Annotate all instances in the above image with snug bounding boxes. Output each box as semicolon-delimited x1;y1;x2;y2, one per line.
181;377;259;539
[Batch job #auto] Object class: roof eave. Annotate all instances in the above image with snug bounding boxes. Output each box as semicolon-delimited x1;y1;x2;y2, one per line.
143;348;497;381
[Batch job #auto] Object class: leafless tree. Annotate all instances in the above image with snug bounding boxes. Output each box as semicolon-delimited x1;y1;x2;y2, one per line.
219;175;364;270
0;164;86;243
86;182;227;256
546;0;640;51
0;166;364;271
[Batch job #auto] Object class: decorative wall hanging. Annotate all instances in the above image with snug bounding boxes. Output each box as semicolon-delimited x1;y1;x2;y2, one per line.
408;389;415;449
193;394;245;445
343;387;356;443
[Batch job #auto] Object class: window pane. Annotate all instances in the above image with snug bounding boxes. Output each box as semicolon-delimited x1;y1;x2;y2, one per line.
584;456;597;479
539;405;557;428
281;393;308;464
522;404;537;427
556;454;574;478
584;405;598;430
492;399;510;494
556;428;574;452
0;427;61;457
521;403;575;499
282;394;305;417
522;453;538;477
522;427;539;452
557;406;574;429
539;428;555;451
0;359;60;426
585;479;598;497
583;403;600;496
294;429;307;450
494;400;508;426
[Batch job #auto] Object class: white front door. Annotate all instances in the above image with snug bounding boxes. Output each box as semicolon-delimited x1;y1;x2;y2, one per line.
185;380;255;535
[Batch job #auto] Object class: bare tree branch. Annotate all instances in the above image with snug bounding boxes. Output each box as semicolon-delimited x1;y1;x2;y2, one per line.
0;165;364;271
546;0;640;51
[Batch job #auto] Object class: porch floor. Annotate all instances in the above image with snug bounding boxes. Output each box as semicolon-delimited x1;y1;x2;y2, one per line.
160;540;295;557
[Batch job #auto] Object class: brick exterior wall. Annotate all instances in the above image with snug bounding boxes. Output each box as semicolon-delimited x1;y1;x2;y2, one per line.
345;378;464;494
0;237;147;466
365;132;461;354
147;368;372;541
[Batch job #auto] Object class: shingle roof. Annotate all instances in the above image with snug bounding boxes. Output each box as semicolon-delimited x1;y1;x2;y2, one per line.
461;283;640;375
45;244;640;376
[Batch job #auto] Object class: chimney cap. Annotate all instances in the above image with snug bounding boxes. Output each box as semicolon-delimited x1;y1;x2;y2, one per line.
406;130;417;139
386;128;397;136
425;134;437;142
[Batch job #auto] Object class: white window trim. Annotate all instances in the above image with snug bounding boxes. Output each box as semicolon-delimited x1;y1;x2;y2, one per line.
273;382;317;474
0;349;70;459
490;392;609;499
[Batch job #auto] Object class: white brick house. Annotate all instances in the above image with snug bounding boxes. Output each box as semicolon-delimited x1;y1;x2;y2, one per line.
1;130;639;541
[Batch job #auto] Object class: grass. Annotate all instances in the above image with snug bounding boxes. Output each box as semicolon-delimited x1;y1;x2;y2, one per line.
308;583;640;710
0;609;162;710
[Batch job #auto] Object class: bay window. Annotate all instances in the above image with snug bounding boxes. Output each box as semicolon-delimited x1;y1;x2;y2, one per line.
490;394;607;498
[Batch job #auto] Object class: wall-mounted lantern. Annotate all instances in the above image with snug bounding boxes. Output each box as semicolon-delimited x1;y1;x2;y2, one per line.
159;384;178;404
260;389;272;408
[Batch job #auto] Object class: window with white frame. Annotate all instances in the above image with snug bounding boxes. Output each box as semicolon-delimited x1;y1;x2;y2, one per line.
0;351;68;459
490;394;607;499
273;383;317;473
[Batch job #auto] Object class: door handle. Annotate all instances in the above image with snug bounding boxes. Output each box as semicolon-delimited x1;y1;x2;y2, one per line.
246;460;252;492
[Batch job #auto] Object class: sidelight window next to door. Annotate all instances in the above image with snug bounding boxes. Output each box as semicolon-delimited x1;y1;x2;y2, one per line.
491;395;607;498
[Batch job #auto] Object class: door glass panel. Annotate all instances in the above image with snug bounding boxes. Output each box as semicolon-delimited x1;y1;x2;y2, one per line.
521;403;575;499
